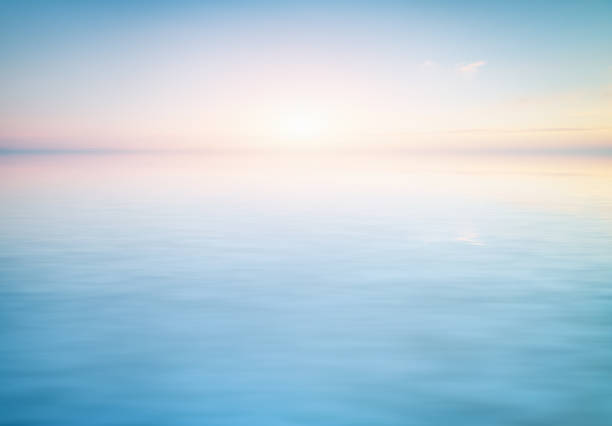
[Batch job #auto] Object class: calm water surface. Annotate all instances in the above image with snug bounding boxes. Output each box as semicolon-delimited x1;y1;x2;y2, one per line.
1;154;611;425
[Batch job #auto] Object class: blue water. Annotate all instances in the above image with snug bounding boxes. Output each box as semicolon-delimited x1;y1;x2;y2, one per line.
1;154;611;425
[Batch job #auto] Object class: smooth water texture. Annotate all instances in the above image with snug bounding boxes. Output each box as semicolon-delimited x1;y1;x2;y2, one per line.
1;154;611;425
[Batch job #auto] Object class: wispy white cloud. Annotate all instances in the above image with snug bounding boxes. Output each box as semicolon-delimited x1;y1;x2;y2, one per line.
458;60;486;74
419;59;437;70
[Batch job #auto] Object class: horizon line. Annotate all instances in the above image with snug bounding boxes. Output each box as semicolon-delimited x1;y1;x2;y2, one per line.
2;146;612;157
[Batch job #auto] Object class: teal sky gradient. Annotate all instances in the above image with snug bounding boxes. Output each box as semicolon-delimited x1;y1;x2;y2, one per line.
1;0;611;151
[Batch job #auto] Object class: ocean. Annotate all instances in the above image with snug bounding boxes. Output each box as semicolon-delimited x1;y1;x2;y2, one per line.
1;153;611;425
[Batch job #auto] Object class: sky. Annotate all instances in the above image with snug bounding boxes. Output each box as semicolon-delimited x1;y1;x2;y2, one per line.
1;0;611;152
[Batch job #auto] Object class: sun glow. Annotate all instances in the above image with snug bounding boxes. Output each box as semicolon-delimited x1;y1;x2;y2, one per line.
280;112;327;141
247;104;340;147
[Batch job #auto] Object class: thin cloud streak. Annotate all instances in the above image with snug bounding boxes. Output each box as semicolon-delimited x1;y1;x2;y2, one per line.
458;60;487;73
407;127;611;135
